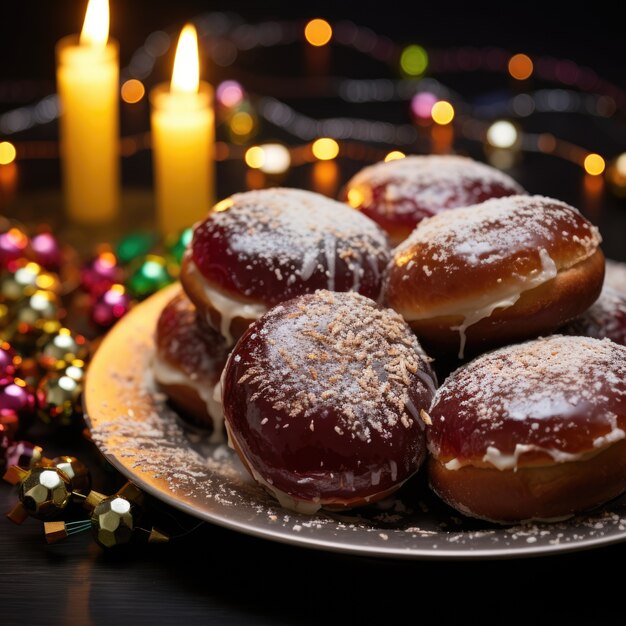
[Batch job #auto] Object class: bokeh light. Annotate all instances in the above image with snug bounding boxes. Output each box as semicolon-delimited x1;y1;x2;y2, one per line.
508;53;533;80
0;141;17;165
245;146;265;169
411;92;437;119
346;187;366;208
431;101;455;125
304;19;333;47
400;45;428;76
486;121;519;148
258;143;291;174
584;153;605;176
616;153;626;176
216;80;244;108
230;111;254;136
607;153;626;197
213;198;234;213
120;79;145;104
312;138;339;160
384;150;405;162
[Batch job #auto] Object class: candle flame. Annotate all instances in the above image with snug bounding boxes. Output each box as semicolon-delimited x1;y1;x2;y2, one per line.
171;24;200;94
80;0;109;47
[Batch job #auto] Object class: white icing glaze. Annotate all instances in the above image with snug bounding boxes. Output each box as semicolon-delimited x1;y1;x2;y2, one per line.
414;247;557;358
444;443;585;471
152;357;225;443
186;257;268;345
431;336;626;473
593;412;625;448
450;292;522;359
482;444;583;471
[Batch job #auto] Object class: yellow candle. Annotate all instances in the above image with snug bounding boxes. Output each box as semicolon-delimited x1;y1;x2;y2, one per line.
56;0;119;224
151;24;214;235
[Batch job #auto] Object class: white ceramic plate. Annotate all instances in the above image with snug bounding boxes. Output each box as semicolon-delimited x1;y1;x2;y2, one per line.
84;284;626;559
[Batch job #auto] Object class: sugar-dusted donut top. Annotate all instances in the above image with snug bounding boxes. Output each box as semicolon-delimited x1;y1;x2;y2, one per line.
222;290;437;497
155;291;228;383
427;335;626;470
343;155;523;233
386;195;602;315
191;188;391;306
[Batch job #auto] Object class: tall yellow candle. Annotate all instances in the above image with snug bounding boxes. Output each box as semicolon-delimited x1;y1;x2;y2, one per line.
56;0;119;224
151;24;214;235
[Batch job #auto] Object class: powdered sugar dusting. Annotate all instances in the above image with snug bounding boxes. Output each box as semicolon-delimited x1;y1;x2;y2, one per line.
395;194;601;271
232;290;435;441
429;335;626;466
85;287;626;557
192;188;391;303
346;155;523;217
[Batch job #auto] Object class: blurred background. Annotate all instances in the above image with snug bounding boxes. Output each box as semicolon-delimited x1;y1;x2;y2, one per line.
1;1;625;256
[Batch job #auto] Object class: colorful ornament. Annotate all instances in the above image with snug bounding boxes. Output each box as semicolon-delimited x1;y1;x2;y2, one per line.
81;250;122;295
91;284;131;328
90;494;136;548
0;423;40;474
88;482;168;548
116;232;156;265
4;439;42;471
0;304;10;329
0;341;21;378
6;466;72;523
0;261;59;305
37;327;88;371
29;232;62;272
46;455;91;500
127;255;174;299
4;455;93;524
2;319;61;360
167;227;193;265
0;377;36;437
44;481;169;546
0;226;29;269
36;362;84;426
15;290;60;326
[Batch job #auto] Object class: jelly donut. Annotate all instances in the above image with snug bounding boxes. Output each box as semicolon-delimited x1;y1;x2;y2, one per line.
342;155;523;244
385;195;604;359
181;188;391;346
426;335;626;523
222;290;437;513
154;290;229;440
560;286;626;346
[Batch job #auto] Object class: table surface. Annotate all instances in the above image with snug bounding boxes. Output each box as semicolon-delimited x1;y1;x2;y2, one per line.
2;153;626;623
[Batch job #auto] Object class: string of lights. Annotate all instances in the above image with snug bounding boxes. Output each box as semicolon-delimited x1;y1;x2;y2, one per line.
1;12;626;193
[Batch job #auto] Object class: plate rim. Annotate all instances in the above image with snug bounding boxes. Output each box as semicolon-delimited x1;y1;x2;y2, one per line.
84;284;626;560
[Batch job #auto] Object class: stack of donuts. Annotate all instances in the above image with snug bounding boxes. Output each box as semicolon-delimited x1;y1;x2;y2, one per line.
154;155;626;524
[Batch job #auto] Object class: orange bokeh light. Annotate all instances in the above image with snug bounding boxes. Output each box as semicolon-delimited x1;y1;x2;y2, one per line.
508;53;533;80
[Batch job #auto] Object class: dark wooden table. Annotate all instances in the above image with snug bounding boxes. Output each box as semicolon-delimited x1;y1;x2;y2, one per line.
2;154;626;624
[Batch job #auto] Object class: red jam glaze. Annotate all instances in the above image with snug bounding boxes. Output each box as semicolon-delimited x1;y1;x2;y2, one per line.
222;290;437;504
427;336;626;466
561;286;626;347
155;291;229;385
342;155;524;238
191;188;391;306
